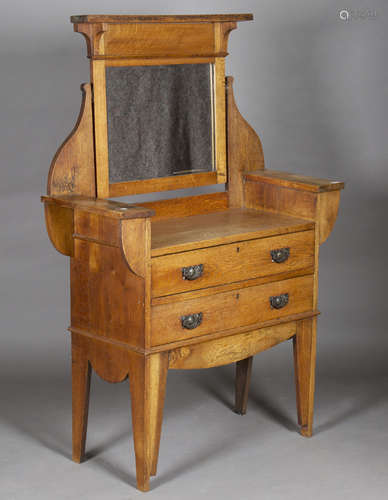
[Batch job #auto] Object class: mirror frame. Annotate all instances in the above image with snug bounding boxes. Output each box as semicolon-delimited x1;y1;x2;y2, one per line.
73;17;241;197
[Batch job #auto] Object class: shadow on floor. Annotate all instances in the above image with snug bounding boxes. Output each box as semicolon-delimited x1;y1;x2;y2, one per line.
2;368;387;491
190;365;388;436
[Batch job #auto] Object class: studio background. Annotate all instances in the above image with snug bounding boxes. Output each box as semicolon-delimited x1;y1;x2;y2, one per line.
1;1;387;499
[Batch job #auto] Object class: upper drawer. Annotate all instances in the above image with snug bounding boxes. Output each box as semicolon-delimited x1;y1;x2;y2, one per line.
151;230;314;297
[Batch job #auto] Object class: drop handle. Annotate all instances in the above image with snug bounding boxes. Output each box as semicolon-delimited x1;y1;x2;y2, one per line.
270;247;290;263
270;293;289;309
182;264;204;281
181;313;203;330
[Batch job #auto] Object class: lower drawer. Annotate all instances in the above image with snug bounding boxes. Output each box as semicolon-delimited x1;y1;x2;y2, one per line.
151;274;314;346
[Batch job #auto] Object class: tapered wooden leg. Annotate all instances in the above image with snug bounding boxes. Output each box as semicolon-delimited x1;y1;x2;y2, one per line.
71;335;91;463
234;356;253;415
293;318;317;437
129;352;168;492
148;353;169;477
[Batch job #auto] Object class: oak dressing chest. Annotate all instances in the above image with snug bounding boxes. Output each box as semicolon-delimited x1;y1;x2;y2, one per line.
42;14;344;492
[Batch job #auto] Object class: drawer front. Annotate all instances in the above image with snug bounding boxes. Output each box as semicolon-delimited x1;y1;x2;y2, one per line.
151;230;314;297
151;275;314;346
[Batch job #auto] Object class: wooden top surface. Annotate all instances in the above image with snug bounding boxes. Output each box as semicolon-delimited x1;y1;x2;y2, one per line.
151;208;314;256
244;170;345;193
42;195;154;219
71;14;253;24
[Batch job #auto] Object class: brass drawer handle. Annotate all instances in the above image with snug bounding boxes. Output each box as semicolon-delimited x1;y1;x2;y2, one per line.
270;293;289;309
181;313;203;330
270;247;290;263
182;264;203;281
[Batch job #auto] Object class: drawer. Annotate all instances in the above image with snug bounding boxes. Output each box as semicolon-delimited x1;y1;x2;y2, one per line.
151;274;314;346
151;230;314;297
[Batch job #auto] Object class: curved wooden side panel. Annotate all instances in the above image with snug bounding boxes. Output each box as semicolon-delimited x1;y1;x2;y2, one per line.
120;218;152;348
318;190;341;244
168;322;296;369
120;218;151;279
72;332;130;383
226;76;264;207
44;203;74;256
47;83;96;197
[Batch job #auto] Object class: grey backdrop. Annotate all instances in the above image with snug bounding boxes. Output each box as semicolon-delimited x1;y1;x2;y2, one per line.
1;1;387;499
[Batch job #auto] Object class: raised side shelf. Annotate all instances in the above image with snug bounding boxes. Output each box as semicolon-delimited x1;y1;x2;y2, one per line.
244;170;344;193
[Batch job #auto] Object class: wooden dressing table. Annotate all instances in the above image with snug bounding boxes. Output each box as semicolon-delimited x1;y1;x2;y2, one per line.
41;14;344;492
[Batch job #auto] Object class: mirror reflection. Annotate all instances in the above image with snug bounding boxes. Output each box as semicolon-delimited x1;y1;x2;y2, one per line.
106;63;214;183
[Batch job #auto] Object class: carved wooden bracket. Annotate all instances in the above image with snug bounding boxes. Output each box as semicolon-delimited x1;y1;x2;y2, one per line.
214;21;238;55
47;84;96;197
73;23;108;58
226;76;265;208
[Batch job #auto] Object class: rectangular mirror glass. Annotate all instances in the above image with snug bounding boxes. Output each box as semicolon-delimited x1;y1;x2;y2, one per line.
106;63;214;184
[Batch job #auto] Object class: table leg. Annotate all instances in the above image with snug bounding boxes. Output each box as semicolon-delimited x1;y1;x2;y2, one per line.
129;352;168;491
234;356;253;415
293;318;317;437
71;335;91;463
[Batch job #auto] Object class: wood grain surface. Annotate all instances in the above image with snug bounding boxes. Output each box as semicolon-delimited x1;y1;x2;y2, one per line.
151;275;313;346
168;322;296;369
152;230;314;296
151;209;314;256
47;84;95;197
226;76;264;207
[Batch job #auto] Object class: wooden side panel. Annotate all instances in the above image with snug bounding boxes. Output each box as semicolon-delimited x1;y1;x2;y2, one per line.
121;218;152;349
226;76;264;207
74;210;121;246
44;203;74;256
244;180;342;244
244;180;317;220
71;331;130;383
168;322;296;369
121;219;150;278
318;190;341;244
47;84;95;197
71;239;145;348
